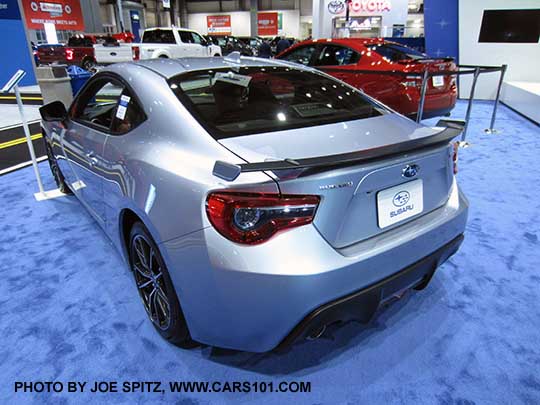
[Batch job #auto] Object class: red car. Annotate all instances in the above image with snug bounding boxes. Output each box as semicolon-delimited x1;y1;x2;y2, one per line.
276;38;457;119
37;33;134;71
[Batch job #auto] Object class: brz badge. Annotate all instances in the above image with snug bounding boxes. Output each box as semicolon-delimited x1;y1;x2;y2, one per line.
319;181;353;190
402;164;419;178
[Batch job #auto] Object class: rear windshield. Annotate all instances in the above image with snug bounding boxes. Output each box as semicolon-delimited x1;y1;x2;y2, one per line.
169;66;385;139
371;43;427;62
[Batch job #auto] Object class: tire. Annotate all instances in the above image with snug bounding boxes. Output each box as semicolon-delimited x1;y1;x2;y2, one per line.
44;139;72;194
158;55;168;58
213;54;220;57
129;222;197;348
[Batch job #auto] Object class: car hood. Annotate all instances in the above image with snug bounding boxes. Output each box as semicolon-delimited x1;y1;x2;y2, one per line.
218;114;440;162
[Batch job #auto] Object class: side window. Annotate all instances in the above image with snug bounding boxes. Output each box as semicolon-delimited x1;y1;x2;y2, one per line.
179;31;192;43
71;79;123;131
142;30;155;43
280;45;317;66
110;88;145;135
190;32;204;44
143;29;175;44
70;78;145;134
314;45;360;66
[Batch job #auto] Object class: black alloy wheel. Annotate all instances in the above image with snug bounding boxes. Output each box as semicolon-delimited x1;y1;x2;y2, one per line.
129;222;197;348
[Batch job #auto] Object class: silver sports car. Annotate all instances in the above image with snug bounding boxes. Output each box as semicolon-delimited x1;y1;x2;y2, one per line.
40;55;468;352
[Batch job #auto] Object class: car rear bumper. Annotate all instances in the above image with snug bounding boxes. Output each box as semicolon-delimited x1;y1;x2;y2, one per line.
277;233;464;349
160;181;468;352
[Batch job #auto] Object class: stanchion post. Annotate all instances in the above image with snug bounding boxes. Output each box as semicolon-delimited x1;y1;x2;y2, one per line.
14;84;46;195
459;67;481;147
416;69;430;123
485;64;507;134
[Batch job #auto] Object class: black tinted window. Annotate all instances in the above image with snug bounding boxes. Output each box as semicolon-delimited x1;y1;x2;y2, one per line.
179;31;192;43
143;29;175;44
372;44;427;61
68;37;93;47
314;45;360;66
279;45;317;66
169;67;384;139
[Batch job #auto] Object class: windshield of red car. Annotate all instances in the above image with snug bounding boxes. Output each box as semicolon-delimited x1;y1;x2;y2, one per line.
169;66;386;139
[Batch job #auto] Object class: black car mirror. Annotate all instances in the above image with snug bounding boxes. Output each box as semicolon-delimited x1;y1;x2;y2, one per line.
40;101;68;122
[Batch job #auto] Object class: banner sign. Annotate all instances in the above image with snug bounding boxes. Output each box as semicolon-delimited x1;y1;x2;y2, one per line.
0;0;36;86
0;0;22;20
22;0;84;30
207;15;231;35
257;12;278;36
328;0;391;15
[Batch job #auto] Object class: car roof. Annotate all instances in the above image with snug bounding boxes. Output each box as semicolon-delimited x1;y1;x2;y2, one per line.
296;37;387;48
113;56;313;79
144;27;196;32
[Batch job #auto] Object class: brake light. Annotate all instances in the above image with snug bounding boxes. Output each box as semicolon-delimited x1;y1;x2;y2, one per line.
132;46;140;60
206;192;320;245
452;142;459;174
401;76;422;88
65;48;74;61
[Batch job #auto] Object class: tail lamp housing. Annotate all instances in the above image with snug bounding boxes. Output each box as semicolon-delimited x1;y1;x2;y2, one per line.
132;46;140;61
206;192;320;245
65;48;74;61
452;142;459;174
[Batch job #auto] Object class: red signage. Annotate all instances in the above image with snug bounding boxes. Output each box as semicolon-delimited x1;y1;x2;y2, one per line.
207;15;231;35
257;12;278;36
350;0;391;12
22;0;84;31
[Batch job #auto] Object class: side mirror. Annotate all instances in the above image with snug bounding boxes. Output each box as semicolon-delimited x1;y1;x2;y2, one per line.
40;101;68;122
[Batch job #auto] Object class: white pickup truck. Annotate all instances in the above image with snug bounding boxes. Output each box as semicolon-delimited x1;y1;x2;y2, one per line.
94;27;222;64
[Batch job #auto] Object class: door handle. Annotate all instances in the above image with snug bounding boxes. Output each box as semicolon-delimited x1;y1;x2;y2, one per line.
85;152;98;166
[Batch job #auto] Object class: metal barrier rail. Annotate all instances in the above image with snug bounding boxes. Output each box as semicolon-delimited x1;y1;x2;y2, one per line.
321;63;507;146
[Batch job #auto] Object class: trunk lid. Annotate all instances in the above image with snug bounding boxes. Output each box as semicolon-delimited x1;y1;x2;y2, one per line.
219;114;455;248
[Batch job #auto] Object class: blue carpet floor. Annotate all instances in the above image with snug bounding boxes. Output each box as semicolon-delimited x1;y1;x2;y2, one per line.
1;100;539;404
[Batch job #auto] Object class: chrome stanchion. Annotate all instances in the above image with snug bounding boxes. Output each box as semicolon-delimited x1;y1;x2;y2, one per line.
459;66;481;148
484;64;507;134
416;69;430;123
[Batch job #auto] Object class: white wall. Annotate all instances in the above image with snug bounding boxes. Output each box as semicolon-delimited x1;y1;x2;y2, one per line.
313;0;409;39
459;0;540;100
188;11;251;36
187;9;301;37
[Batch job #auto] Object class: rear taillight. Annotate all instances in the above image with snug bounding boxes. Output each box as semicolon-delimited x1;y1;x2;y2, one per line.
132;46;140;60
206;192;320;245
452;142;459;174
65;48;74;61
401;76;422;88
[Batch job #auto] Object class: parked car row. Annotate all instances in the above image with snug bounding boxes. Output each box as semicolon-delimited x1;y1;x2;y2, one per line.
35;30;457;119
36;32;135;71
35;28;222;69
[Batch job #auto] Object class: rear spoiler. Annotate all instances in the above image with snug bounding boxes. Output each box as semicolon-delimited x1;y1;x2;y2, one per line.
213;119;465;181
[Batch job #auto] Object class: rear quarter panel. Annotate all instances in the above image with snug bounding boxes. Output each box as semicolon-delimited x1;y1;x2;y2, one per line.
99;64;278;259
